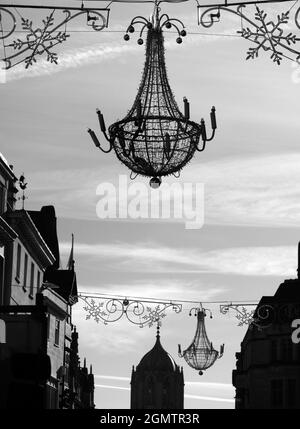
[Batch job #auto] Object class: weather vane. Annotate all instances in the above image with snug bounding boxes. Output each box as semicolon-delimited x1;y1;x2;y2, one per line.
18;173;28;209
88;1;217;187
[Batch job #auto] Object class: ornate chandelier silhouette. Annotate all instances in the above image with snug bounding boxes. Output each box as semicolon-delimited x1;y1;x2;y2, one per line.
178;306;224;375
88;3;217;187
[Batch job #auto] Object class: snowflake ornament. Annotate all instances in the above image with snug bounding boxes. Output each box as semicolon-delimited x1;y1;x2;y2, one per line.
238;7;300;65
8;12;70;69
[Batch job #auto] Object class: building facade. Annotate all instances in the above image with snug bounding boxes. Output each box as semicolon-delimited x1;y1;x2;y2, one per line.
233;245;300;409
131;328;184;409
0;152;94;409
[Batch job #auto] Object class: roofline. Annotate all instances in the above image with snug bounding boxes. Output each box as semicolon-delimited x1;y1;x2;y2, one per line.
0;156;17;182
5;210;56;268
0;216;18;243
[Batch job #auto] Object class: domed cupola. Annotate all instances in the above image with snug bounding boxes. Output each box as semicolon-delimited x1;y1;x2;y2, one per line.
137;328;177;373
130;327;184;409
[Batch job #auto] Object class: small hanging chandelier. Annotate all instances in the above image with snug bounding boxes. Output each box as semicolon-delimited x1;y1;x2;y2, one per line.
178;306;224;375
88;2;217;188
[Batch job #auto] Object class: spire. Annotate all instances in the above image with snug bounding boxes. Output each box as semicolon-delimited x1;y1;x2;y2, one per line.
84;357;86;368
67;233;75;270
90;364;93;374
156;324;160;340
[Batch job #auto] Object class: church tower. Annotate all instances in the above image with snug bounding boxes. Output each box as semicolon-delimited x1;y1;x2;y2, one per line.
130;327;184;409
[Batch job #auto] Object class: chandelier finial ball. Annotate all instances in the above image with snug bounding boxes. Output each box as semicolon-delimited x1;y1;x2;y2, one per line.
128;25;135;33
176;37;182;44
147;22;153;29
150;177;162;189
137;38;144;45
180;29;187;37
124;34;130;41
165;22;172;29
199;371;203;376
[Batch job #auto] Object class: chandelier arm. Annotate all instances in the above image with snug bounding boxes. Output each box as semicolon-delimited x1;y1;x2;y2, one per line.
87;128;113;153
205;128;216;142
162;20;181;35
130;16;150;27
158;13;170;25
138;23;148;39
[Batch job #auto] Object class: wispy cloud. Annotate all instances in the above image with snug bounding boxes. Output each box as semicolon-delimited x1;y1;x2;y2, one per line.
60;241;297;277
27;152;300;228
4;19;237;82
5;43;140;82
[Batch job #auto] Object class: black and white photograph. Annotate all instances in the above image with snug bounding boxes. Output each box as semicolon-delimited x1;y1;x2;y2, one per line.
0;0;299;418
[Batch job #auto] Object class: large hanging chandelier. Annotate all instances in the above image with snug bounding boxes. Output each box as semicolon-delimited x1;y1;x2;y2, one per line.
88;2;217;187
178;306;224;375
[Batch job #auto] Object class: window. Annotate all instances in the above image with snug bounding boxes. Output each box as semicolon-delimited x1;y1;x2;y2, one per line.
16;244;21;281
47;314;50;340
286;379;296;409
29;263;34;297
23;253;28;290
0;183;6;214
37;271;41;291
54;319;60;346
271;380;283;408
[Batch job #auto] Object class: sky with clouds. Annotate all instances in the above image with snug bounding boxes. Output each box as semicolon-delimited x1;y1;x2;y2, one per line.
1;0;300;408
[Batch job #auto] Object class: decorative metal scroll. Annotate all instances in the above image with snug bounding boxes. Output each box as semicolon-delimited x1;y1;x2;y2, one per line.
220;303;276;329
78;294;182;328
198;4;300;64
0;6;110;69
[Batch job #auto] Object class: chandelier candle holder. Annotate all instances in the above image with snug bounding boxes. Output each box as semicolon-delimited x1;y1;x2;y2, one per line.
178;306;224;375
88;3;217;187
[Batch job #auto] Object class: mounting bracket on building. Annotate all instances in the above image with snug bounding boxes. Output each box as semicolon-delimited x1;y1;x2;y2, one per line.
0;4;110;69
220;302;276;329
197;0;300;64
78;293;182;328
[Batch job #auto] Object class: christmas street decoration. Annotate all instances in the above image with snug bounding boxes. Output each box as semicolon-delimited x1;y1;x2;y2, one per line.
88;2;217;187
0;5;109;69
198;3;300;64
79;294;182;328
178;306;224;375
